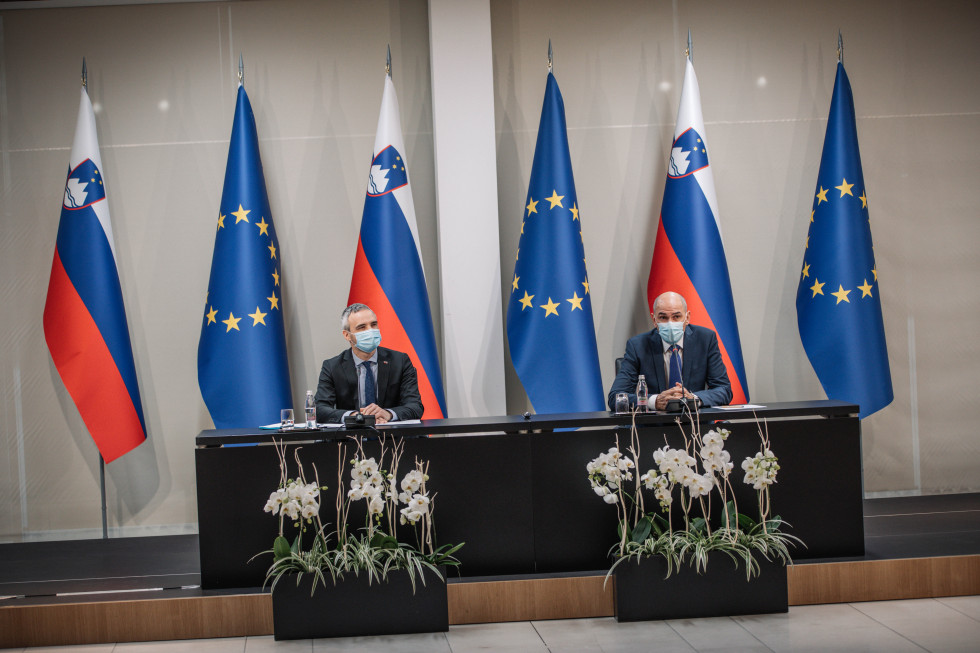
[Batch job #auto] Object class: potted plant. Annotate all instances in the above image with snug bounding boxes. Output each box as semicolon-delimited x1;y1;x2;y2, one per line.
589;407;802;621
258;436;463;640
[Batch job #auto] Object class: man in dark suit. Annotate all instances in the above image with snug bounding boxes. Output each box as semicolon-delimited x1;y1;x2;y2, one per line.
607;291;732;410
314;303;424;424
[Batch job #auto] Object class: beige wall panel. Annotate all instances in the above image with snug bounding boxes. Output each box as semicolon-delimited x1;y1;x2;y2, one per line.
0;0;436;541
492;0;979;494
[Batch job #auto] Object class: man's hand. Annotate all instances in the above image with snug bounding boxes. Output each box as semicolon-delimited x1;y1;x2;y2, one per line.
654;384;696;410
359;403;392;424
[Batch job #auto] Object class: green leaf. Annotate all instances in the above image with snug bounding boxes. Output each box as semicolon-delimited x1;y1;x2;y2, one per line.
690;517;707;534
290;534;301;554
631;517;652;543
273;536;291;561
652;513;669;535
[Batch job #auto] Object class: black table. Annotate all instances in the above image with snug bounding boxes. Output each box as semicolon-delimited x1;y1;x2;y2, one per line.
195;401;863;589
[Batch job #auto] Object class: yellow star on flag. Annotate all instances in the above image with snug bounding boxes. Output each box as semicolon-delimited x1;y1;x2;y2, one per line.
540;297;560;317
526;198;538;216
582;277;590;295
815;186;829;204
546;190;564;209
272;269;280;286
859;191;868;209
216;213;226;229
810;278;825;297
222;312;242;332
801;262;810;279
248;306;268;326
567;292;584;311
268;242;277;259
232;204;250;223
267;292;280;310
872;266;878;282
512;275;520;292
519;291;534;310
256;217;270;236
836;178;854;197
206;306;218;324
832;285;851;304
570;203;579;221
858;279;874;298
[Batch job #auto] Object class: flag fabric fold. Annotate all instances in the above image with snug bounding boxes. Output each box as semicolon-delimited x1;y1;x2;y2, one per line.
43;87;146;463
796;62;892;419
506;72;605;414
198;84;292;427
647;58;750;404
348;74;447;419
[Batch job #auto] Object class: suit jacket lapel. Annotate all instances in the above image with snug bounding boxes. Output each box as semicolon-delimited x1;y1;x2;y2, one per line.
649;330;668;393
376;348;391;405
342;350;359;406
681;325;694;386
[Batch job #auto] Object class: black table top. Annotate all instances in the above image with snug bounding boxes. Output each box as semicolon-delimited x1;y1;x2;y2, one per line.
195;400;858;447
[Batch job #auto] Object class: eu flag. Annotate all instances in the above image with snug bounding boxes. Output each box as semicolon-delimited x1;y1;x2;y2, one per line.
506;72;604;414
796;62;892;419
198;84;292;427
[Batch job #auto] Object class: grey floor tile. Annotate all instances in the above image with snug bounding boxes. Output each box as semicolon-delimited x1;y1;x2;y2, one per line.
666;615;772;652
733;603;927;652
937;594;980;622
447;621;548;651
245;635;313;652
853;598;980;653
532;617;695;653
112;638;247;653
312;631;450;653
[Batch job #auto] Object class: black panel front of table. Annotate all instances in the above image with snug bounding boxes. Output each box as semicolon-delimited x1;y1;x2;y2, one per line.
196;433;535;589
196;407;863;589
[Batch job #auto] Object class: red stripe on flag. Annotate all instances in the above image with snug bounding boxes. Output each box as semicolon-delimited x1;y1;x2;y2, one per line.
348;239;444;419
647;220;748;404
43;250;145;462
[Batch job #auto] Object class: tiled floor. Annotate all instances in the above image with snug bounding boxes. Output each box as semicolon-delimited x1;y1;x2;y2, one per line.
12;596;980;652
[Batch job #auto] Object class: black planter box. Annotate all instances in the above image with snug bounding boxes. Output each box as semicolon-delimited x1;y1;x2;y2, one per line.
271;566;448;640
613;553;788;622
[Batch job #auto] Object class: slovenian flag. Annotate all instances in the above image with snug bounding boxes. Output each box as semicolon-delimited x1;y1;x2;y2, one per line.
348;73;447;419
43;85;147;463
647;57;749;404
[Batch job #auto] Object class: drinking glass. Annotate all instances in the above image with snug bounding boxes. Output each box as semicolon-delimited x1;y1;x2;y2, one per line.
614;393;630;414
280;408;294;429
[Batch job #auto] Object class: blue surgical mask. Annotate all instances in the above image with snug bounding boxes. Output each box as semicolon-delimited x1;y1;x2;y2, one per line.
658;321;685;345
353;329;382;353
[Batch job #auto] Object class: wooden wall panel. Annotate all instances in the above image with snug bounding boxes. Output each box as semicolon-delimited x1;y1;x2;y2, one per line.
787;555;980;605
447;575;614;624
4;556;978;648
0;594;272;649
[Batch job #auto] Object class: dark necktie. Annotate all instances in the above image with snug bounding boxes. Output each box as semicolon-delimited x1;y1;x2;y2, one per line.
363;361;376;407
668;345;683;388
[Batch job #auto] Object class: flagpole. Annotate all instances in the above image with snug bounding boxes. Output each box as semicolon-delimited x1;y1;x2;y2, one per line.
686;29;693;63
386;44;392;78
81;56;110;541
547;39;553;73
238;53;244;86
837;30;844;63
